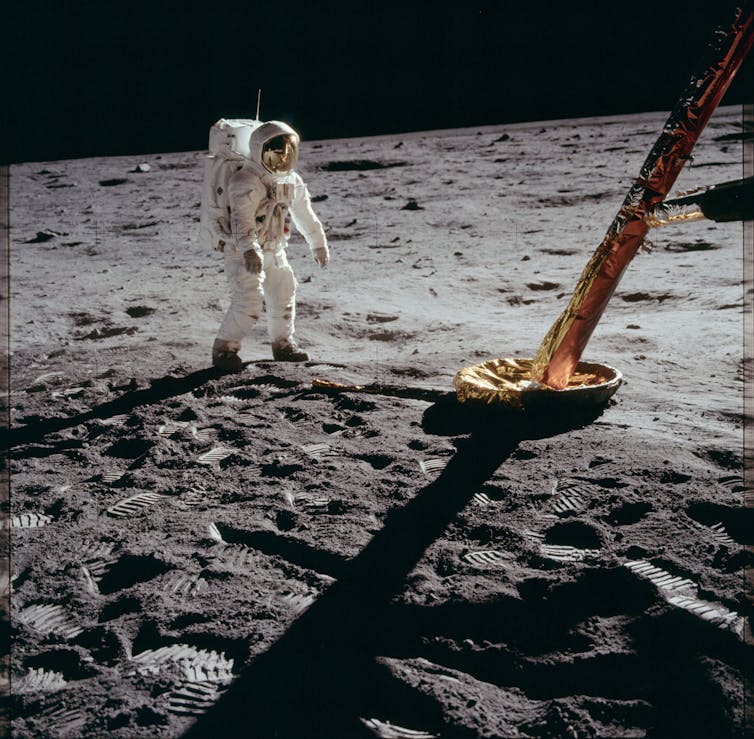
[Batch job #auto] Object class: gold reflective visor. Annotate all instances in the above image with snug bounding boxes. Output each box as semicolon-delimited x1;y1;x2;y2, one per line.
261;135;298;174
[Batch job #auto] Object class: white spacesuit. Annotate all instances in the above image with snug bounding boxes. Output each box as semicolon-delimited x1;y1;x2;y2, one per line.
211;120;329;370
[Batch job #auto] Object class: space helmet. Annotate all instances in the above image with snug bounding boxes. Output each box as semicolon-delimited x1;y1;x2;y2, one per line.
249;121;300;175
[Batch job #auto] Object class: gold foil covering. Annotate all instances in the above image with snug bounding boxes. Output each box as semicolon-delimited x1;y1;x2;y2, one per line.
644;202;707;228
454;358;535;408
453;357;612;408
529;6;754;390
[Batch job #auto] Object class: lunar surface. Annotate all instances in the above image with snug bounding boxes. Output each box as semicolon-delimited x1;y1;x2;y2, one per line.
5;104;751;737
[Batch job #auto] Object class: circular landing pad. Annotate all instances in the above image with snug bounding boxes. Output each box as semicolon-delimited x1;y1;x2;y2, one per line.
453;357;622;411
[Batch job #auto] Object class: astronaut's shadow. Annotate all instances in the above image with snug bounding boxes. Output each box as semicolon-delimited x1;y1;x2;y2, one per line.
183;399;607;738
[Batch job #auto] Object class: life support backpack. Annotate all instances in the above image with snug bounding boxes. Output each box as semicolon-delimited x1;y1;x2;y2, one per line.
198;118;261;251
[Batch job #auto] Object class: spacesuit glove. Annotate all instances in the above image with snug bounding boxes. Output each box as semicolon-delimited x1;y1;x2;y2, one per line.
243;246;263;275
313;245;330;268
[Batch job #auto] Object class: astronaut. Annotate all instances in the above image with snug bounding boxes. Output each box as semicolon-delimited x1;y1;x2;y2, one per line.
212;120;329;370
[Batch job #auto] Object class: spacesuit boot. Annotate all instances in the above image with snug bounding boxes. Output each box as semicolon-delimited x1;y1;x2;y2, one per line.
212;338;244;372
271;337;309;362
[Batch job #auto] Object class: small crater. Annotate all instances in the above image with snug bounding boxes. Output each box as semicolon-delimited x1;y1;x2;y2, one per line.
98;596;142;622
107;714;131;731
122;221;160;231
125;306;155;318
26;229;64;243
327;500;347;515
97;555;171;595
536;191;613;207
466;524;499;546
170;613;212;629
157;162;195;170
105;438;153;459
507;295;536;306
589;476;628;490
390;366;434;379
320;159;408;172
322;422;345;434
527;281;560;291
69;312;97;326
607;501;653;526
659;470;691;484
540;248;577;256
544;521;603;549
401;199;424;211
355;453;393;470
283;407;311;424
74;626;123;665
99;178;129;187
228;387;262;400
620;292;674;303
345;415;367;428
478;484;506;502
624;545;653;559
664;241;720;252
368;329;416;342
333;396;376;413
275;509;299;532
260;460;305;478
136;706;169;727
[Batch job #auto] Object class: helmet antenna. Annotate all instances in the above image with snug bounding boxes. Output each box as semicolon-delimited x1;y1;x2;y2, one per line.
256;89;262;121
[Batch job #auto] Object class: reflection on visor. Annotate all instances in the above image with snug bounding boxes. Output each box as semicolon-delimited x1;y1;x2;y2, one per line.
261;134;298;173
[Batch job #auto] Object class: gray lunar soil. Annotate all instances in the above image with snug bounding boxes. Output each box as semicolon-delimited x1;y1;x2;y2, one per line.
4;105;752;737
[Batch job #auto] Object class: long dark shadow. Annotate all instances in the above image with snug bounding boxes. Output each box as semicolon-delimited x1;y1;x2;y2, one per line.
184;398;608;738
2;361;359;451
1;366;228;450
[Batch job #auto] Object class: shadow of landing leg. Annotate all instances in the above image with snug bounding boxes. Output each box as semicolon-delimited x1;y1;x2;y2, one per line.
183;401;607;738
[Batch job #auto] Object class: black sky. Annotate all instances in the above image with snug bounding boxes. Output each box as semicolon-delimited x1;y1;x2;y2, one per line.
3;0;752;164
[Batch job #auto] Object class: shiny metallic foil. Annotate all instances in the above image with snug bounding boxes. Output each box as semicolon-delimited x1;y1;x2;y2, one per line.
453;357;611;407
644;201;707;228
530;4;754;390
454;358;536;408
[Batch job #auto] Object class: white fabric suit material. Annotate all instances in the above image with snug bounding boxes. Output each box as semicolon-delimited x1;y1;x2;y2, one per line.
216;245;297;353
215;121;328;353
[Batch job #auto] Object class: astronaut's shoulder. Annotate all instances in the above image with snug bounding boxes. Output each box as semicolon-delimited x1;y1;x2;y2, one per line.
229;166;265;193
230;162;261;181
